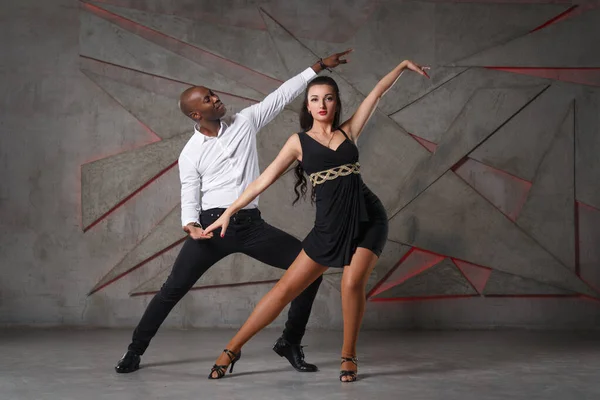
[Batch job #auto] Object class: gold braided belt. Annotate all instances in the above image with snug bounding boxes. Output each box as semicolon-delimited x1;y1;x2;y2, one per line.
309;162;361;186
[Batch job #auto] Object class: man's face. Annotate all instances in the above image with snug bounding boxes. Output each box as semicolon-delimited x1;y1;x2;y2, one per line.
187;87;227;122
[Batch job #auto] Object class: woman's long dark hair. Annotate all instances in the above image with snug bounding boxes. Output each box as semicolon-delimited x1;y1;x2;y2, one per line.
293;76;342;205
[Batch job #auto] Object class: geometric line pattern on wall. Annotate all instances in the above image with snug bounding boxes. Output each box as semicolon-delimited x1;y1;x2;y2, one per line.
469;83;581;182
388;171;597;297
452;260;492;295
453;157;532;222
81;133;191;231
577;201;600;293
82;2;282;95
390;68;550;144
371;258;478;300
368;248;445;298
529;5;579;33
487;67;600;87
80;1;600;309
408;133;438;154
89;0;380;43
575;89;600;210
434;2;571;65
291;2;468;115
454;6;600;67
260;1;380;43
89;205;185;295
80;55;250;102
81;70;197;140
391;85;548;216
80;61;259;133
258;7;320;77
80;7;266;102
89;0;267;30
516;104;576;270
91;3;289;81
482;269;576;297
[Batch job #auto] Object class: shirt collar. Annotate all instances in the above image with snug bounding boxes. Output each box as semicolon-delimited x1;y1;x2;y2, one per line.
194;120;227;142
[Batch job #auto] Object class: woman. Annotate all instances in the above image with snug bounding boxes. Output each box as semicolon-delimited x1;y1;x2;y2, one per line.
204;59;429;382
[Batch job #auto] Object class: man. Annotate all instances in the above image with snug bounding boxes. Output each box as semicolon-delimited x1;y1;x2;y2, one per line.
115;49;352;374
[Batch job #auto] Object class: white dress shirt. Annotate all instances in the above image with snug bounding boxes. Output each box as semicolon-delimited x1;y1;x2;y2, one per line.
179;67;317;226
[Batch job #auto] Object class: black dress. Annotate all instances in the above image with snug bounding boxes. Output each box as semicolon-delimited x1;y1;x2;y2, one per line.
298;129;388;268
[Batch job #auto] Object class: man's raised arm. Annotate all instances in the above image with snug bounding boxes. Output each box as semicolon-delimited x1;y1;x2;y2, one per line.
239;49;353;132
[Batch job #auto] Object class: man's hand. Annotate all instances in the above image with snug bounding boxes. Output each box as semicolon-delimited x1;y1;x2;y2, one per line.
183;223;214;240
318;49;353;71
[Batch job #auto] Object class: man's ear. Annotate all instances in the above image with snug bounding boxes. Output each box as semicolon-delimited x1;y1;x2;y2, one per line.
190;111;202;121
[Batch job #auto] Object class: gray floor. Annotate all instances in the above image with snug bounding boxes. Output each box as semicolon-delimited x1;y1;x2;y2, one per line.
1;328;599;400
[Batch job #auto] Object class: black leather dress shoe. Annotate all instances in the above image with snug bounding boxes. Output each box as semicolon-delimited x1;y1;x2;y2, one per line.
115;351;141;373
272;337;318;372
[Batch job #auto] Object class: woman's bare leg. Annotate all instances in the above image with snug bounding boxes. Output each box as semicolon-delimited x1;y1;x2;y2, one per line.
340;247;379;381
211;250;327;377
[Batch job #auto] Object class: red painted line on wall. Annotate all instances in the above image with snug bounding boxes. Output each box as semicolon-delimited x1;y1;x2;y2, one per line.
369;249;446;298
81;67;163;150
579;294;600;304
82;160;178;232
483;294;578;299
451;258;492;295
577;200;600;214
80;55;261;103
452;161;532;223
369;295;477;303
88;236;186;295
366;247;415;299
130;279;281;297
530;5;578;32
90;0;267;30
80;1;282;94
407;132;438;153
575;202;581;276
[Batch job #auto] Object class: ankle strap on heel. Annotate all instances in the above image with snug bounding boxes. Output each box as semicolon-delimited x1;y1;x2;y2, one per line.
223;348;240;362
340;356;358;365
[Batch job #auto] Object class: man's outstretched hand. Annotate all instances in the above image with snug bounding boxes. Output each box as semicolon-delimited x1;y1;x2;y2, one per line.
319;49;353;70
183;223;214;240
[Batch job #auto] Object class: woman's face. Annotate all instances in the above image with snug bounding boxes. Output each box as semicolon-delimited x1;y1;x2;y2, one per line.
306;84;337;125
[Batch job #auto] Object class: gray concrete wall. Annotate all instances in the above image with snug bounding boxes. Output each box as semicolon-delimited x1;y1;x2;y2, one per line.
1;0;599;330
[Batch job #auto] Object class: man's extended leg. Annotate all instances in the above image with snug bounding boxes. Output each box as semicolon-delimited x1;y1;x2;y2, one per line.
115;236;228;373
240;217;323;372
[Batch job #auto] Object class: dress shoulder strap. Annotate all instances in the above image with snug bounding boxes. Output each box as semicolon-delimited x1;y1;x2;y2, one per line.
338;127;351;141
296;131;307;142
296;131;307;151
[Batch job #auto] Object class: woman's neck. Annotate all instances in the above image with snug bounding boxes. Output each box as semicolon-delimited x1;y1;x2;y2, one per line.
309;120;334;135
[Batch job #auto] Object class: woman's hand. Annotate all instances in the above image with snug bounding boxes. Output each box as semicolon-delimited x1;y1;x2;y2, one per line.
403;60;430;79
203;211;232;238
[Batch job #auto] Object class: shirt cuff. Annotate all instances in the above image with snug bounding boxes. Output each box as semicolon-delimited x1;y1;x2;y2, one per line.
301;67;317;82
182;218;200;227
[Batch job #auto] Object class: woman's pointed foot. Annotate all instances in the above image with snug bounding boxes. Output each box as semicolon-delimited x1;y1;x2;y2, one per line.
339;356;358;382
208;349;241;379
